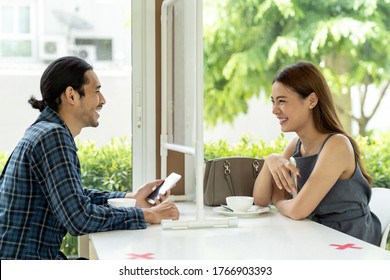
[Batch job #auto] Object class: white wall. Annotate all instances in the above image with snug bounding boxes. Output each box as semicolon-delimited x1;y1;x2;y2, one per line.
0;0;133;153
204;91;390;145
203;95;294;144
0;68;132;153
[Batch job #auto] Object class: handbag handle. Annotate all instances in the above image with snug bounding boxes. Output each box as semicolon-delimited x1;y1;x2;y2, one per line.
223;160;235;196
223;159;262;196
253;159;261;175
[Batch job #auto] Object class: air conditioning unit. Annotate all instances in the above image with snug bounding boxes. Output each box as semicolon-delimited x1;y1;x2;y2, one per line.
38;36;67;61
74;45;97;63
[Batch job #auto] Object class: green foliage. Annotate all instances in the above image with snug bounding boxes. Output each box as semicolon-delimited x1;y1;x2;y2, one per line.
0;152;9;170
77;137;132;192
1;133;388;191
356;131;390;188
204;133;288;159
204;0;390;135
0;137;133;192
60;233;78;258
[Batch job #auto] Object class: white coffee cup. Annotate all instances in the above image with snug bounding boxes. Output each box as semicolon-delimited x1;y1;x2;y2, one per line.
108;198;136;208
226;196;254;212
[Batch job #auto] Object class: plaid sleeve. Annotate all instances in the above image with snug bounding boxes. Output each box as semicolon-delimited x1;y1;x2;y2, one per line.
31;127;147;235
82;188;127;205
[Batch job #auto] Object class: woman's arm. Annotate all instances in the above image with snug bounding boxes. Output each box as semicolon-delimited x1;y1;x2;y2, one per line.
274;134;356;220
253;137;298;206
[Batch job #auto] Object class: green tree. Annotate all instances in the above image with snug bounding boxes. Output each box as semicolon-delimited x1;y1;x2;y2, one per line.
204;0;390;135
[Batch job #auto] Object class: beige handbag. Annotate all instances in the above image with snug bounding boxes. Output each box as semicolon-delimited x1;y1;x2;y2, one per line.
203;157;264;206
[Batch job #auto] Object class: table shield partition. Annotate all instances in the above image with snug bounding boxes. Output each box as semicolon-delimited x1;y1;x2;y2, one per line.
160;0;237;229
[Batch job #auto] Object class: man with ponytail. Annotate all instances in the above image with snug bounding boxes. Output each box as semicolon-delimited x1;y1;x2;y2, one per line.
0;56;179;259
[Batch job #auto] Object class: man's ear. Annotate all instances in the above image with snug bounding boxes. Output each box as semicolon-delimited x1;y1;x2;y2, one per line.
63;86;77;105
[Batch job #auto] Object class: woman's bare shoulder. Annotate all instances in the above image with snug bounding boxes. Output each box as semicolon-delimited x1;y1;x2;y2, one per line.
321;133;355;162
325;134;353;150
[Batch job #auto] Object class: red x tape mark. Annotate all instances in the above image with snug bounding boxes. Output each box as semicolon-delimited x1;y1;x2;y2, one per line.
127;253;155;259
329;243;363;250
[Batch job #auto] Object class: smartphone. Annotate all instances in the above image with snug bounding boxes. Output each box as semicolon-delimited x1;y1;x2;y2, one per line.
146;172;182;204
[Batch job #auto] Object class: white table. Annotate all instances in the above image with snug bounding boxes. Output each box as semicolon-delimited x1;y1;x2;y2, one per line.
89;202;390;260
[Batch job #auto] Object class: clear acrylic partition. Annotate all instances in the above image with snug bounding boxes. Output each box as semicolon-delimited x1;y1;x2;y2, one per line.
160;0;237;229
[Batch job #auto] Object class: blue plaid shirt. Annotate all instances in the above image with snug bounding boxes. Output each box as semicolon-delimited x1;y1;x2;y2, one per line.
0;107;147;259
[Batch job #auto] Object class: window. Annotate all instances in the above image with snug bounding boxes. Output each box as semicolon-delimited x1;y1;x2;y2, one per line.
0;2;33;57
0;0;134;181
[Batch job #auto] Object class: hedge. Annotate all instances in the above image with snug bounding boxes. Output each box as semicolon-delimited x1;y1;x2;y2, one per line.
0;131;389;256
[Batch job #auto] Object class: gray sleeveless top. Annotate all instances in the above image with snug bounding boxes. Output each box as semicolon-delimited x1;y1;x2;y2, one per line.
292;134;381;246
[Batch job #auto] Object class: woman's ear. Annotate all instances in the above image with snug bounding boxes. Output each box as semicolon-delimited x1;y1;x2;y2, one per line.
308;92;318;109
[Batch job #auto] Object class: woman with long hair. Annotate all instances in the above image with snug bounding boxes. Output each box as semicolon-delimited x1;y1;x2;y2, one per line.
253;61;381;246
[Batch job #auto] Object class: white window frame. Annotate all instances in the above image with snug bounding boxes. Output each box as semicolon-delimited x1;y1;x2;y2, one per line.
131;0;156;188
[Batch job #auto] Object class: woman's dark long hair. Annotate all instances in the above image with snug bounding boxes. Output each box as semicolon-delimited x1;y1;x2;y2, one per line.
273;61;372;185
28;56;93;112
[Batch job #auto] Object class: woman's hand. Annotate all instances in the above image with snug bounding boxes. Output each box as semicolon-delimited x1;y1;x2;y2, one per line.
266;154;300;194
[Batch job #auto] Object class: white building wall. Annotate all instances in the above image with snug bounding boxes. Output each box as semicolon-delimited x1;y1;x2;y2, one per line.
0;69;132;153
204;92;390;145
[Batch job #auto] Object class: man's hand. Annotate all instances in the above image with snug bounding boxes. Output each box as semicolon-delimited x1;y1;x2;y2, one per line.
142;201;180;224
125;179;171;208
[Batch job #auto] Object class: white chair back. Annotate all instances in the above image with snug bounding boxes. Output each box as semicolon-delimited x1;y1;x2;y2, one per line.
369;187;390;249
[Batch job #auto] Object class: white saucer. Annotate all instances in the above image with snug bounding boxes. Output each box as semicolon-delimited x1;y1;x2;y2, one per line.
213;205;270;217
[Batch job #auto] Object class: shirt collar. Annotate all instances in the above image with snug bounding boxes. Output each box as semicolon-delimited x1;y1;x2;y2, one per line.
35;106;66;125
34;106;77;149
